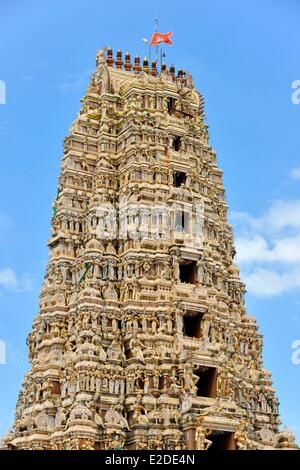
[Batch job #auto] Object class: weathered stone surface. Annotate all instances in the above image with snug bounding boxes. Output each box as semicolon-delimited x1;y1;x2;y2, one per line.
1;48;296;451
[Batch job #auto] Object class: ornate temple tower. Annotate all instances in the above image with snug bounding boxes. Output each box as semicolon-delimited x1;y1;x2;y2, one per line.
2;48;297;451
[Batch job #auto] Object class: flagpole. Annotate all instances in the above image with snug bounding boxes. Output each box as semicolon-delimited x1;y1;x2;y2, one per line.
155;16;159;64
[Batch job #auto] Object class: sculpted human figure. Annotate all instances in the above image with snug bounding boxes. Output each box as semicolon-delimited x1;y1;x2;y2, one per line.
126;370;135;394
107;331;123;361
5;47;295;454
98;343;107;362
129;335;145;363
172;255;180;282
150;315;158;333
201;312;212;338
183;367;198;394
125;312;133;333
173;334;184;359
101;313;108;332
144;375;150;394
120;412;130;431
166;316;173;333
174;303;184;333
174;431;184;450
153;369;160;391
196;258;204;284
234;421;251;450
141;313;148;332
137;436;148;450
195;416;212;450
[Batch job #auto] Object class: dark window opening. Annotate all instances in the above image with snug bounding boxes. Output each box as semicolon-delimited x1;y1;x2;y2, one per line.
173;136;182;151
173;171;186;187
195;367;217;398
179;260;197;284
52;381;61;395
125;347;133;360
158;376;165;390
183;313;203;338
66;269;72;281
208;431;236;450
136;378;144;391
167;97;176;114
128;410;134;426
175;211;190;232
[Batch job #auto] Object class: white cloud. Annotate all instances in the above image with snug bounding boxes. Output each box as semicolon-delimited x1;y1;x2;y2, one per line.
235;234;300;265
231;175;300;297
243;268;300;297
232;199;300;233
235;236;270;264
266;199;300;231
291;168;300;180
0;268;32;294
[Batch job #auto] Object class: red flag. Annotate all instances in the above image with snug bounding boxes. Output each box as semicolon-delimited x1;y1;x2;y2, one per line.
150;31;174;46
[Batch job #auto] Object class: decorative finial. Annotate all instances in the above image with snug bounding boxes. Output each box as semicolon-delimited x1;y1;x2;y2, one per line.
143;56;149;74
125;52;132;71
115;49;124;69
106;47;114;67
151;60;157;77
169;64;175;80
133;55;142;74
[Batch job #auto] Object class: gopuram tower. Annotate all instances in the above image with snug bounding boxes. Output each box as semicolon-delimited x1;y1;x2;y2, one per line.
2;47;297;451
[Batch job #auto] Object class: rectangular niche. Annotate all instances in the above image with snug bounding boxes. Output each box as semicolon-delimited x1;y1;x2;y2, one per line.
172;135;182;151
167;97;177;114
208;431;236;450
173;171;187;187
195;366;217;398
179;259;197;284
175;210;190;233
52;381;61;395
183;312;203;338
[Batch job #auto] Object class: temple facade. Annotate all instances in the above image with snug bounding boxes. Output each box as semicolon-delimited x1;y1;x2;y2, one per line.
2;47;297;450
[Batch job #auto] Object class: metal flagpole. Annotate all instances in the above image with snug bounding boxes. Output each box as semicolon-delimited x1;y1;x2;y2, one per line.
160;48;163;70
155;16;159;64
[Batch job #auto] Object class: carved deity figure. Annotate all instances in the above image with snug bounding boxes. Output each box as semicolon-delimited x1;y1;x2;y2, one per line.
195;417;212;450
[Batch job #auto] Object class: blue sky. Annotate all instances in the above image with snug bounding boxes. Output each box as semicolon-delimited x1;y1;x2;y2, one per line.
0;0;299;442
